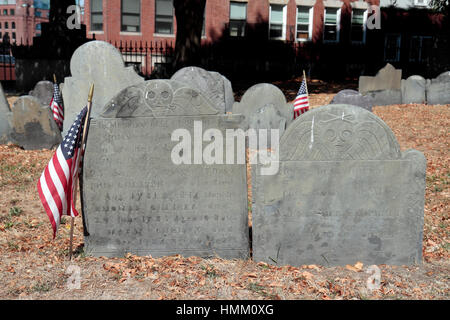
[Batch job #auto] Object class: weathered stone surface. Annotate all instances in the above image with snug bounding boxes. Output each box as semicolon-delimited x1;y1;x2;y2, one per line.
29;80;54;107
364;89;402;106
10;96;62;150
427;71;450;105
62;40;144;136
82;80;249;259
171;66;234;113
0;82;12;143
233;83;293;128
359;64;402;94
252;104;426;266
401;75;427;104
330;89;374;112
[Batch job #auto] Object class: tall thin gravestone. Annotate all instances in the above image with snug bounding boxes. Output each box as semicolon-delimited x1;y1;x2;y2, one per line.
82;80;249;258
252;104;426;266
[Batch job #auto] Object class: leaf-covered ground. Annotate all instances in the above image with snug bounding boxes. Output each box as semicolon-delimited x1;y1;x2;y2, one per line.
0;91;448;300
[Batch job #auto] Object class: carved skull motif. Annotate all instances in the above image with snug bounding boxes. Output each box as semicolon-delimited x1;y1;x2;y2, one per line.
145;81;173;108
321;121;355;154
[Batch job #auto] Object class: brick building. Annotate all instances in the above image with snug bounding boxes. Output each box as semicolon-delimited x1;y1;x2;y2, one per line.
0;0;49;44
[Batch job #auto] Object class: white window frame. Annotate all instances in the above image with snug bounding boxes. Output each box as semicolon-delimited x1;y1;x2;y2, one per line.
384;33;402;62
269;4;287;40
350;9;368;44
295;6;314;42
323;7;341;43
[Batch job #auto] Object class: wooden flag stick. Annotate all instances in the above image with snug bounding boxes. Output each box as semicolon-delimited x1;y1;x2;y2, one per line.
69;84;95;260
53;74;57;84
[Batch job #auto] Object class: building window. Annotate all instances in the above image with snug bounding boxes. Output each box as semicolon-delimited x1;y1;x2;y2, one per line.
4;22;8;29
10;9;14;15
269;4;286;40
414;0;429;6
409;35;433;63
121;0;140;32
91;0;103;31
12;32;15;40
0;23;2;29
36;23;41;31
12;22;15;29
323;7;340;42
3;10;7;15
296;6;313;41
229;1;246;37
155;0;174;34
384;34;401;62
202;6;206;37
351;9;366;43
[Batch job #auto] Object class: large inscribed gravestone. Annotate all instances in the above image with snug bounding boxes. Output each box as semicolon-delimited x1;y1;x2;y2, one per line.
62;41;144;136
252;104;426;266
82;80;249;258
427;71;450;105
171;66;234;113
30;80;54;107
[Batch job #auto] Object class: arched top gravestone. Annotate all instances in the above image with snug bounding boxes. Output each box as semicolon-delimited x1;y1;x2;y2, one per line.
62;41;144;135
171;66;234;114
252;104;426;266
82;80;249;258
232;83;292;132
101;80;219;118
280;104;401;161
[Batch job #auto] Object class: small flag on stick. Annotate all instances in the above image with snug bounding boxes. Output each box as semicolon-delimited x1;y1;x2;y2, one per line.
37;106;88;238
50;74;64;131
293;71;310;119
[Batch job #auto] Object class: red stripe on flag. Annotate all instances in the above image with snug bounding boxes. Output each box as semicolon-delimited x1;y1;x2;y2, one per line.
37;178;57;238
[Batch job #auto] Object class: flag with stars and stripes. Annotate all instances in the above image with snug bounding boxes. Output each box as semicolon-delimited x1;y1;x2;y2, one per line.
50;83;64;131
37;107;88;238
293;78;310;119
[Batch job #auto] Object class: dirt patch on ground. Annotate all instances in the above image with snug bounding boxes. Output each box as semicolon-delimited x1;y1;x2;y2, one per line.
0;103;448;300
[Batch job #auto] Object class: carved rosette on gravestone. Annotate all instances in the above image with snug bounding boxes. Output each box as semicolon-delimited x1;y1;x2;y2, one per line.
252;104;426;266
232;83;292;135
10;96;62;150
82;80;249;259
62;40;144;136
330;89;374;112
171;66;235;113
30;80;55;107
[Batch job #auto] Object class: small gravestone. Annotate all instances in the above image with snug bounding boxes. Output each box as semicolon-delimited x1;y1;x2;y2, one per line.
359;63;402;94
0;82;12;143
233;83;293;134
252;104;426;266
401;75;426;104
9;96;62;150
171;66;234;113
62;41;144;136
365;89;402;106
82;80;249;259
29;80;54;107
427;71;450;105
330;89;374;112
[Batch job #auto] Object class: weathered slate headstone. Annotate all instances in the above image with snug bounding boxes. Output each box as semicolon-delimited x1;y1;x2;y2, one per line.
401;75;426;104
9;96;62;150
0;82;12;143
82;80;249;258
171;66;234;113
233;83;293;132
252;104;426;266
359;63;402;94
427;71;450;105
330;89;374;112
29;80;54;107
62;40;144;136
365;89;402;106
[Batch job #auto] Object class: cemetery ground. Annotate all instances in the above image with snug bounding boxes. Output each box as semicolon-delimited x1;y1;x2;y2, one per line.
0;80;448;300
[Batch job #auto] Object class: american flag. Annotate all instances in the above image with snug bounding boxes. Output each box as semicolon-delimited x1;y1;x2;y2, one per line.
293;78;310;119
50;83;64;131
37;107;87;238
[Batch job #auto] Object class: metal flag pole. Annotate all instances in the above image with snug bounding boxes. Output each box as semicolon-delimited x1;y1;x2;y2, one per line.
69;84;94;260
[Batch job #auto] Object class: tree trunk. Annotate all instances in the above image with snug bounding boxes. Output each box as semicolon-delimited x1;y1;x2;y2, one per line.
173;0;207;72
